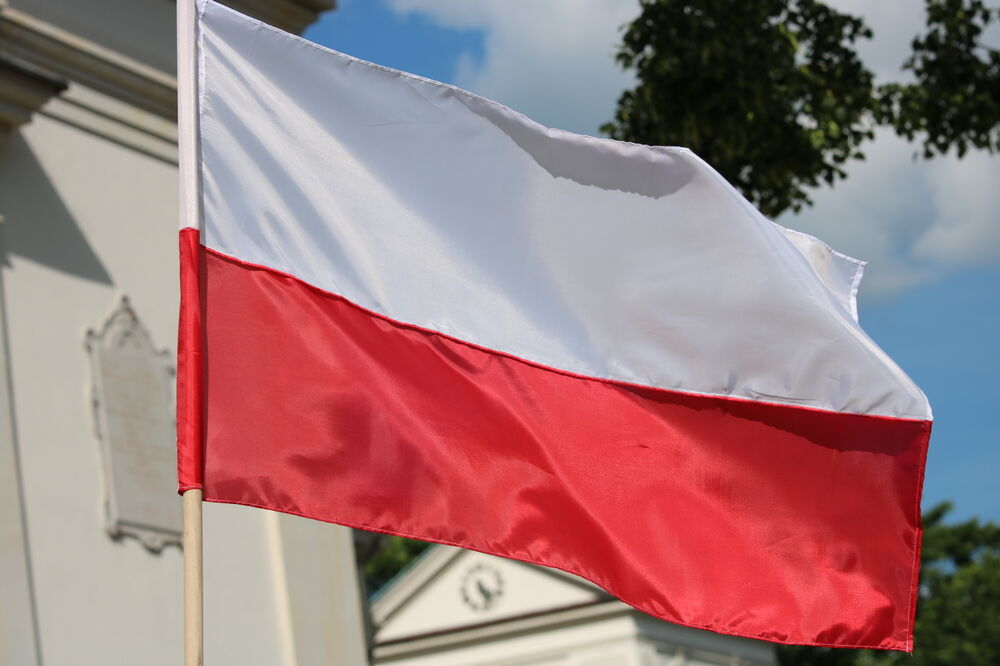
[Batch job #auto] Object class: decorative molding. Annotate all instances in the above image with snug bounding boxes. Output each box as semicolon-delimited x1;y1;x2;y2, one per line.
0;1;333;155
0;52;65;137
0;7;177;119
0;8;176;157
85;296;181;552
41;84;179;164
371;545;465;626
0;1;335;126
226;0;336;36
372;600;627;661
460;562;505;612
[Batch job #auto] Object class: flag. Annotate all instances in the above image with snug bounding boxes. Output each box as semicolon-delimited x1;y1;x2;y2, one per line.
177;0;931;651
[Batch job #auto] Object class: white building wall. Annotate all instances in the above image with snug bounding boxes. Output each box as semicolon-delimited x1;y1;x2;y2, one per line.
0;98;292;666
376;611;641;666
0;1;366;664
372;548;776;666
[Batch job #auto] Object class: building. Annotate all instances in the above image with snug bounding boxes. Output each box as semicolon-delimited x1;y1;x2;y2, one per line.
372;546;777;666
0;1;369;664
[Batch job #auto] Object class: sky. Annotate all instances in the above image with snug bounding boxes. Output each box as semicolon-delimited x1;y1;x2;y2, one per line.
305;0;1000;522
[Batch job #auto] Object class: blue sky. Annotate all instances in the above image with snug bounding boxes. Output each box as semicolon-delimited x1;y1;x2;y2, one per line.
306;0;1000;522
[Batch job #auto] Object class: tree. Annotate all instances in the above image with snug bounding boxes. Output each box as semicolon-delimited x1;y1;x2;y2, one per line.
361;536;431;594
777;503;1000;665
603;0;1000;218
879;0;1000;158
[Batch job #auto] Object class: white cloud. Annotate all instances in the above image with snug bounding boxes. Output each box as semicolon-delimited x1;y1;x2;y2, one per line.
387;0;1000;300
787;137;1000;301
825;0;926;82
789;129;937;298
385;0;638;135
791;0;1000;299
916;151;1000;265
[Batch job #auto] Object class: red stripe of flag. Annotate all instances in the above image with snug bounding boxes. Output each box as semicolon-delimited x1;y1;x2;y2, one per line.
178;228;930;650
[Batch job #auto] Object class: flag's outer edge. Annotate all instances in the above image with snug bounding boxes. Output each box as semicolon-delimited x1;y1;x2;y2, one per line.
177;0;206;492
904;439;930;653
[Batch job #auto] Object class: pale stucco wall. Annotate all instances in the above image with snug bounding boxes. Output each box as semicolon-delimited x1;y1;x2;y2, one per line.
0;102;293;666
0;1;366;664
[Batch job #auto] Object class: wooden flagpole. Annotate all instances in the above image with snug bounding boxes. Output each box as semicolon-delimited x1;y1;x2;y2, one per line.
183;489;203;666
178;1;203;664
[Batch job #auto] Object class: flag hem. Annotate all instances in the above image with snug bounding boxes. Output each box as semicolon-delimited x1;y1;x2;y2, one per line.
903;427;932;652
199;494;919;652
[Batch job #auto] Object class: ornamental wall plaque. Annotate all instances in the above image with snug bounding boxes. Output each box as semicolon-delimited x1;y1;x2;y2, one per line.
85;296;181;551
460;563;504;612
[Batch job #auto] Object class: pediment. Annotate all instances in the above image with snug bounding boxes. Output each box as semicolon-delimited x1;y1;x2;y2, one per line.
373;545;611;643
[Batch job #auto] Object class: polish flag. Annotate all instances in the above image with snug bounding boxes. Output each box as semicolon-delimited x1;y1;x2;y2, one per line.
177;0;931;651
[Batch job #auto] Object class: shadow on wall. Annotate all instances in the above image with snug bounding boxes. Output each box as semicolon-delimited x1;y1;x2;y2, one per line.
0;132;112;285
